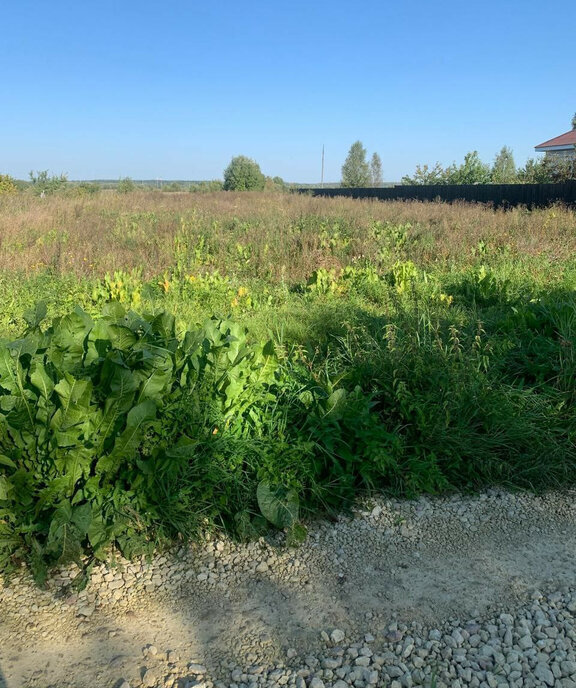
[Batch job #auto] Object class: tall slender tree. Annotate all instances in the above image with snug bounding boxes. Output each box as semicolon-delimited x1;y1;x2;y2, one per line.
491;146;517;183
341;141;371;187
370;153;383;187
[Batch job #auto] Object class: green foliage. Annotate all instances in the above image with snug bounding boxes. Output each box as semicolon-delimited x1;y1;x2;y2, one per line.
517;158;551;183
223;156;266;191
341;141;371;188
265;176;287;192
0;304;284;578
73;182;101;196
491;146;516;183
189;180;224;193
401;163;450;186
92;269;143;309
1;195;576;581
29;170;68;195
370;153;383;188
542;156;576;182
518;156;576;183
405;146;572;186
117;177;136;194
0;174;18;194
403;151;493;185
449;151;491;185
257;482;299;528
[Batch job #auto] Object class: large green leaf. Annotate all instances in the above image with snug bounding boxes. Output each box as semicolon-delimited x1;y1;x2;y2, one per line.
108;324;138;351
151;312;176;341
48;309;93;371
134;347;173;403
47;502;84;566
7;337;38;358
0;475;13;500
256;482;299;529
30;361;54;399
71;503;92;535
100;359;138;410
0;345;18;393
51;374;94;447
23;301;48;331
96;399;157;477
325;388;347;419
0;454;16;469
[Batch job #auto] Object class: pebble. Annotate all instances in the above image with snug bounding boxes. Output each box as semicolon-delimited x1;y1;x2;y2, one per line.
2;488;576;688
331;629;346;644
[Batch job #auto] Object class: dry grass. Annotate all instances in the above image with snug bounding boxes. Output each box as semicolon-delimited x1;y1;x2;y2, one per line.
0;190;575;281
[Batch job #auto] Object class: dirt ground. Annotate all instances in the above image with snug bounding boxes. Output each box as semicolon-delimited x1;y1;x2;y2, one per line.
1;489;575;688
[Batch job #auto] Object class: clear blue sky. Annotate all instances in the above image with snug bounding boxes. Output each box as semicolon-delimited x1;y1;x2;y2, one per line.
3;0;575;183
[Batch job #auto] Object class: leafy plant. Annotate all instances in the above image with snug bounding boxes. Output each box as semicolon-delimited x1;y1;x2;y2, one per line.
223;156;266;191
29;170;68;195
0;304;283;580
0;174;17;194
117;177;136;194
257;482;299;528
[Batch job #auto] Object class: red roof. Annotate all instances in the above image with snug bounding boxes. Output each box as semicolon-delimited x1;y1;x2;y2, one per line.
535;129;576;150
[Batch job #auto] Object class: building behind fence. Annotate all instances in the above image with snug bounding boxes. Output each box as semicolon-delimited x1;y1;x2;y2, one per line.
298;182;576;207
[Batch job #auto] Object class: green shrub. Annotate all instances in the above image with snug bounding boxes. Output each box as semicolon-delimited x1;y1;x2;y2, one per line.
0;302;407;581
117;177;136;194
0;174;17;194
29;170;68;195
223;156;266;191
0;304;282;581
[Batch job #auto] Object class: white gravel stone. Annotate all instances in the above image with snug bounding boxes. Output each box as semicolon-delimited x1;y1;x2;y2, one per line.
330;629;345;644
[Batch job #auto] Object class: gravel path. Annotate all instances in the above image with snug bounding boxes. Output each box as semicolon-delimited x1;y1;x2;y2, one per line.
1;488;576;688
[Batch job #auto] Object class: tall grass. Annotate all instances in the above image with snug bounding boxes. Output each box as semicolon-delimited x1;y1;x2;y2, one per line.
0;191;575;280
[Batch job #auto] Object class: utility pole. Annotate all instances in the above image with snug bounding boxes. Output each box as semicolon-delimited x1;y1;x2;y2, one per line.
321;145;325;188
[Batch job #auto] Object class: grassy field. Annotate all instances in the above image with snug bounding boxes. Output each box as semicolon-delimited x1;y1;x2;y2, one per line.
0;190;575;580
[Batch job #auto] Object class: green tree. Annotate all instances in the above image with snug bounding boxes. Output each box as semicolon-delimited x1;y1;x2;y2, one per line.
448;151;491;184
117;177;136;194
29;170;68;195
223;156;266;191
491;146;517;183
263;175;287;192
370;153;383;187
401;162;450;185
572;112;576;129
517;158;551;183
543;156;576;182
341;141;371;187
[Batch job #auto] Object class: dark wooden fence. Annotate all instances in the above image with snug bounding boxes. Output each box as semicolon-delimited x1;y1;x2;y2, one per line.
297;182;576;208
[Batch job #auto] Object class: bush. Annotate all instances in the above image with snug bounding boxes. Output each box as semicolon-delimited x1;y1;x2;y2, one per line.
0;303;404;581
223;156;266;191
117;177;136;194
29;170;68;195
0;174;17;195
189;180;224;193
0;304;283;580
